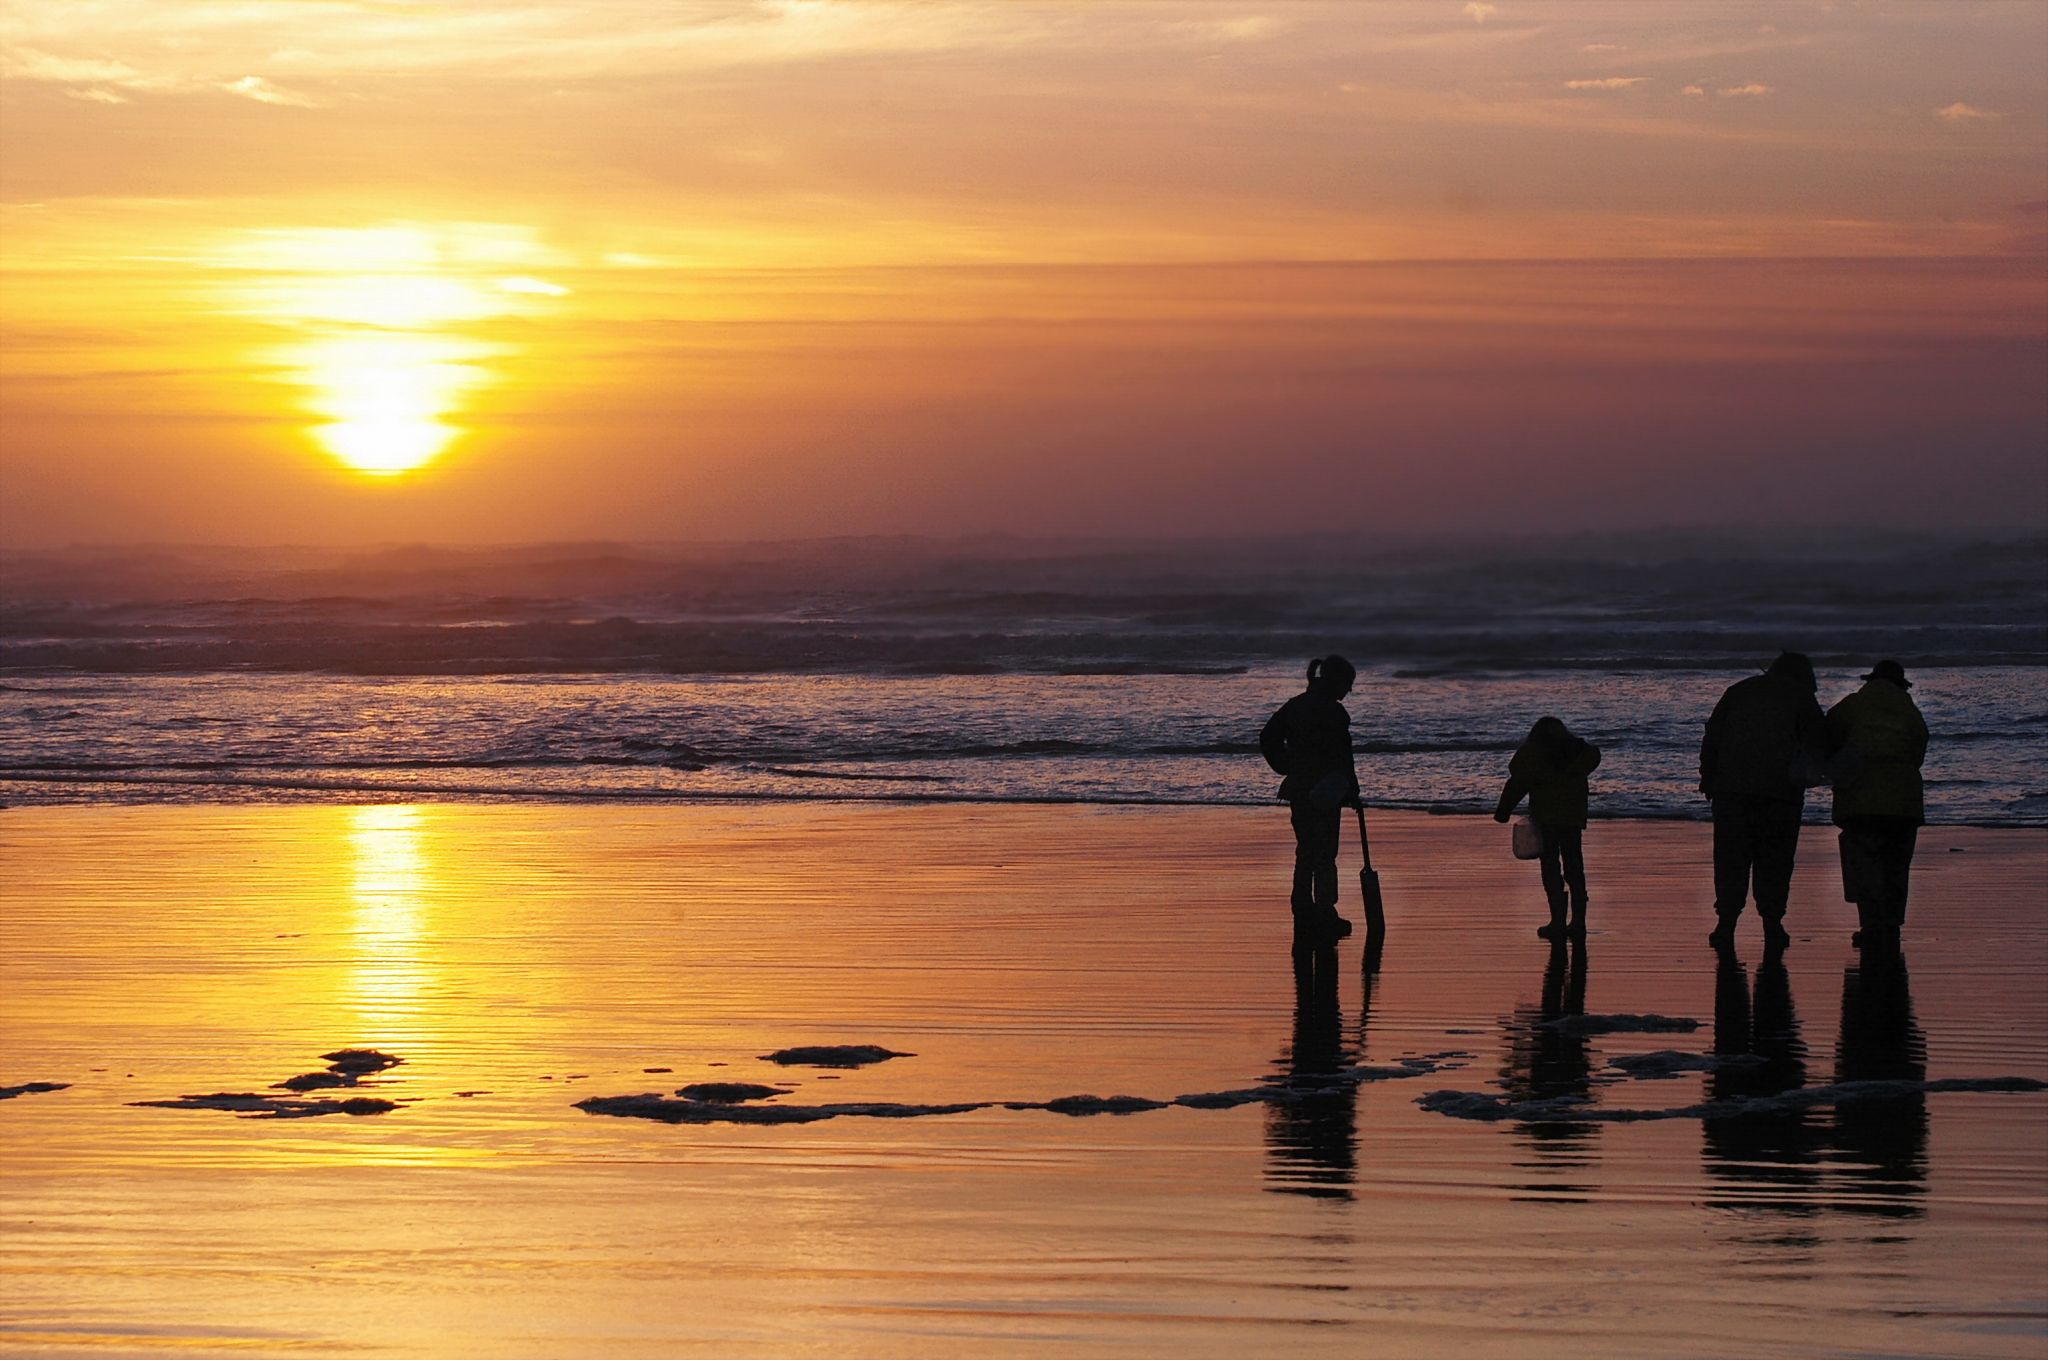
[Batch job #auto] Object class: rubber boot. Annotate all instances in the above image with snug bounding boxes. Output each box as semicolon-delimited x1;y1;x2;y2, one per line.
1293;906;1351;947
1762;914;1791;954
1707;912;1737;950
1536;890;1568;941
1567;890;1589;940
1850;899;1875;949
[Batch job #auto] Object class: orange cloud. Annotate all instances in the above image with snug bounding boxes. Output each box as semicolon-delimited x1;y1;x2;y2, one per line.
1936;101;2003;122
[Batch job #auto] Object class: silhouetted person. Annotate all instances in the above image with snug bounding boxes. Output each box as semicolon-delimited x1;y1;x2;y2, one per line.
1264;943;1359;1198
1701;652;1828;953
1493;716;1601;940
1261;655;1361;944
1702;943;1821;1210
1827;660;1928;950
1832;952;1927;1217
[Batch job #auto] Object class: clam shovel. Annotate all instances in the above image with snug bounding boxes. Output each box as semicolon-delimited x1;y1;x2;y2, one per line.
1354;804;1387;938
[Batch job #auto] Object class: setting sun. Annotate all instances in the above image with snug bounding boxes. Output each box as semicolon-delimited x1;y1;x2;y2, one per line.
287;331;499;476
221;225;566;476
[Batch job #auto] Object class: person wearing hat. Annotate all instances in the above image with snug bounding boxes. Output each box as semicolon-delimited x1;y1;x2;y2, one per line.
1826;660;1929;950
1700;652;1829;952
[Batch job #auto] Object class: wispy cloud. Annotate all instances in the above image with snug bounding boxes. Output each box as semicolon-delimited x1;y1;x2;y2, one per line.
1935;101;2003;122
1581;43;1622;53
1681;85;1705;97
1718;83;1771;97
1462;3;1498;24
1169;15;1285;44
3;45;321;106
219;75;320;108
0;1;1048;85
1565;76;1647;91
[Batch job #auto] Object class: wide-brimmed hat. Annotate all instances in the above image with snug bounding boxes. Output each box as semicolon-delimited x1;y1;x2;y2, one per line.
1863;659;1911;688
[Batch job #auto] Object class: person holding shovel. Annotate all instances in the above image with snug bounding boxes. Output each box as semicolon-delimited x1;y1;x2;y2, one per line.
1494;716;1602;941
1261;655;1362;945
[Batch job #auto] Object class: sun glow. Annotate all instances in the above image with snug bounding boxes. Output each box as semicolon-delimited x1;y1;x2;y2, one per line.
288;332;501;477
227;225;568;478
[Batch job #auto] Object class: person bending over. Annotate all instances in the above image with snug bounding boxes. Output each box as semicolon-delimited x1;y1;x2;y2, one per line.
1494;716;1602;941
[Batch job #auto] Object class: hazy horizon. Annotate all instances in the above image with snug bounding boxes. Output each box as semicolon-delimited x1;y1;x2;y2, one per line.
5;519;2048;559
4;2;2045;547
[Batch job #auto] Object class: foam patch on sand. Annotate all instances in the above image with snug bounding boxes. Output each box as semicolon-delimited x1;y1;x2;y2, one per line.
1537;1014;1701;1035
1170;1088;1278;1110
136;1049;406;1119
1419;1076;2048;1124
0;1082;69;1100
322;1049;403;1074
132;1091;401;1119
579;1050;1472;1125
577;1094;988;1124
272;1049;404;1092
759;1045;914;1068
1605;1050;1768;1080
676;1082;786;1103
1016;1094;1170;1116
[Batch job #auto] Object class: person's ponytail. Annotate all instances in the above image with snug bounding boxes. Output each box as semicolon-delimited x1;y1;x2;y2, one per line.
1307;654;1356;696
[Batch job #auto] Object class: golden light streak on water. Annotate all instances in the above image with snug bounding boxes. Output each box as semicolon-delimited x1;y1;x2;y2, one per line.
345;804;435;1033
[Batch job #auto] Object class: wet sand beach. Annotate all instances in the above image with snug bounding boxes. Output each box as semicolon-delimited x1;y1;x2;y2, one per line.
2;804;2044;1358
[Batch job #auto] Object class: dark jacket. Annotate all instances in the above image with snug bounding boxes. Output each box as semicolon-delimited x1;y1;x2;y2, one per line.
1496;735;1602;828
1827;680;1928;824
1260;692;1358;806
1700;672;1828;804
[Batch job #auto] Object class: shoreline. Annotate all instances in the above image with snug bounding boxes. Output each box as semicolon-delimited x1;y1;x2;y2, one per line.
2;770;2041;831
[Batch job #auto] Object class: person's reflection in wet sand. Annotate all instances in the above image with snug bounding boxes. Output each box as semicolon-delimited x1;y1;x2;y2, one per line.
1263;942;1367;1199
1702;945;1823;1215
1832;951;1927;1219
1501;940;1595;1198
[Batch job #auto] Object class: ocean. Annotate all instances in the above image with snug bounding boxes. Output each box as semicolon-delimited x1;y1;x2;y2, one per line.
3;534;2043;823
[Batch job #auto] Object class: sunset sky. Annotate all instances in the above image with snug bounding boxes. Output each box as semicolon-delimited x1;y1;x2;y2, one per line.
2;0;2043;545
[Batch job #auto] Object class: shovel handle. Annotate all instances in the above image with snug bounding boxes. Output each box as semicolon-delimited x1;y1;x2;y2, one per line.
1353;804;1374;870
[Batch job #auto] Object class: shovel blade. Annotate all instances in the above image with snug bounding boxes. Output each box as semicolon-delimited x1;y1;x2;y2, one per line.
1360;867;1386;936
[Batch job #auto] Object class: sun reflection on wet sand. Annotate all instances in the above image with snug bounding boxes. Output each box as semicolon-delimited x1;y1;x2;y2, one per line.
345;804;436;1037
0;805;2043;1357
